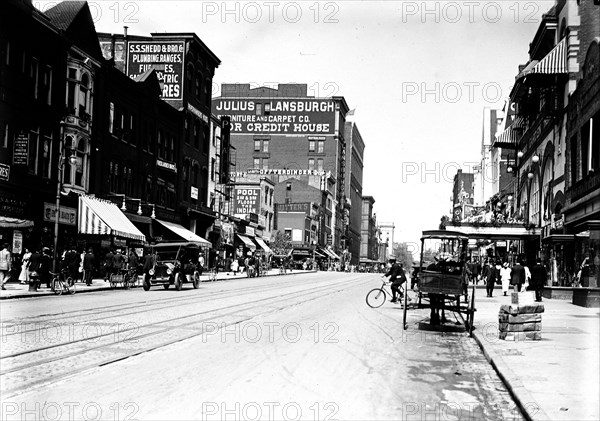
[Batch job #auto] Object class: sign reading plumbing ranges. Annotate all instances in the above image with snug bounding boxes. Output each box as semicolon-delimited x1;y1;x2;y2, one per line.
126;41;185;100
233;187;261;216
213;98;335;134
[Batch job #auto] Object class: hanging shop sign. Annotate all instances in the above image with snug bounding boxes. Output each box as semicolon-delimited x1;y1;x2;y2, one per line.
43;203;77;226
191;186;199;200
0;163;9;181
157;159;177;173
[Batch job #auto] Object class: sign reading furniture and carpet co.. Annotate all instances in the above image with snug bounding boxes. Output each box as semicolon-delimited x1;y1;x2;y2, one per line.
233;187;261;216
214;98;335;134
126;41;185;100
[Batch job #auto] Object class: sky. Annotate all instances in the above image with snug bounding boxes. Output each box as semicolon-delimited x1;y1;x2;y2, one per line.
35;0;555;251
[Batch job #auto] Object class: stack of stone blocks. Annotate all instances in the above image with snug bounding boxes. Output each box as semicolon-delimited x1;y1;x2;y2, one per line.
498;292;544;341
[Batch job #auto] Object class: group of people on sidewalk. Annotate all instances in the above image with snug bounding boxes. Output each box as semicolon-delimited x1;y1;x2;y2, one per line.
474;258;547;301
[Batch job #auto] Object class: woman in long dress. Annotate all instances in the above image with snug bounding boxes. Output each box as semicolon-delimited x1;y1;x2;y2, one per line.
500;262;511;296
18;248;31;284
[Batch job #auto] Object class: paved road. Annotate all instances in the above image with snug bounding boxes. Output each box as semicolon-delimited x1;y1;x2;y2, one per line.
0;272;523;420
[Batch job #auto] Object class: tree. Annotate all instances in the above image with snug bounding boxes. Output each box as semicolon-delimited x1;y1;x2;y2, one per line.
271;231;292;256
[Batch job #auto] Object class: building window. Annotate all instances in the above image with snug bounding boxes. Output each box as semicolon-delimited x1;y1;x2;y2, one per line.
309;140;315;152
157;130;163;158
254;158;260;169
31;58;39;99
2;122;8;148
264;103;271;115
28;127;40;175
185;115;190;144
44;66;52;105
254;139;261;151
263;140;269;152
592;112;600;173
529;176;539;225
42;131;52;179
308;158;315;170
194;121;200;149
317;158;323;171
187;64;194;93
203;123;210;153
78;73;90;118
263;158;269;170
195;71;201;99
265;186;269;204
318;140;324;153
255;103;263;115
211;158;216;182
570;135;578;185
581;121;590;177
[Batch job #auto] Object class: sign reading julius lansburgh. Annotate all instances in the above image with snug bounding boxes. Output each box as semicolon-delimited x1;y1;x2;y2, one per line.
214;98;335;134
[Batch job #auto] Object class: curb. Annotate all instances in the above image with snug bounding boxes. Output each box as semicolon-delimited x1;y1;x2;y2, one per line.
466;316;552;421
0;270;318;300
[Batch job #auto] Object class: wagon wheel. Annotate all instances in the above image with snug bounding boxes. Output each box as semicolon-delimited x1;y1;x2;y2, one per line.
403;284;408;330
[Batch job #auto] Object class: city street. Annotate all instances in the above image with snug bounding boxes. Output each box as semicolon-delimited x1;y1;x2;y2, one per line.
1;272;522;421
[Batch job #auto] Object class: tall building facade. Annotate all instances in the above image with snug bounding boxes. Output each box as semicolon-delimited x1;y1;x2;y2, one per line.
213;83;358;258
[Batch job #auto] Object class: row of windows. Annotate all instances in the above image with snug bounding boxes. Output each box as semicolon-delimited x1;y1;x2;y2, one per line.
66;66;92;120
186;64;211;108
184;114;210;153
252;139;325;153
109;166;177;210
3;40;53;105
264;186;274;207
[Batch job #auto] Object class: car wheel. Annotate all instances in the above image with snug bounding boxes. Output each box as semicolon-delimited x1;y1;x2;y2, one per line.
193;271;200;289
175;273;183;291
143;281;150;291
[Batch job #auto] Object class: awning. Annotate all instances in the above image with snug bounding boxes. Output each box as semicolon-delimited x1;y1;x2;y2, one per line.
516;38;567;82
321;247;340;260
155;219;211;246
236;234;256;250
493;116;525;148
0;217;34;228
78;195;146;242
254;237;273;254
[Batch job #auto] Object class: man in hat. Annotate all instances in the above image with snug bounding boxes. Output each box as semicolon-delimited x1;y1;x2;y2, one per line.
383;258;407;303
529;258;547;302
0;243;12;290
83;248;96;286
511;260;526;293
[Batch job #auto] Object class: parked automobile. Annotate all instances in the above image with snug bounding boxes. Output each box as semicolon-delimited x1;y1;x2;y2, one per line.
143;242;203;291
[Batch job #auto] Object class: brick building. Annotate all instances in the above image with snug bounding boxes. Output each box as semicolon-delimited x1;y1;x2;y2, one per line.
213;83;355;258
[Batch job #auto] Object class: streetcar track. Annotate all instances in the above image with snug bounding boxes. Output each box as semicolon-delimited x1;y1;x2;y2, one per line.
1;277;367;363
1;276;369;397
1;275;355;336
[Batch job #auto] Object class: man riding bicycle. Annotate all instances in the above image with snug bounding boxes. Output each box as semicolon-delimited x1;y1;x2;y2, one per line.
382;258;408;303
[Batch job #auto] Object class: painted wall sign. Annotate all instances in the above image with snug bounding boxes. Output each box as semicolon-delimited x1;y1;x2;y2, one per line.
13;133;28;166
126;41;185;100
233;187;261;216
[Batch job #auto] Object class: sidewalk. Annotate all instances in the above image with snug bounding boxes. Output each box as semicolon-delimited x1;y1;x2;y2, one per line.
0;268;315;300
469;286;599;421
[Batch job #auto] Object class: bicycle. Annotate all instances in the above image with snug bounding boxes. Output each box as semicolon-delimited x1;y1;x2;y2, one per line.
50;269;76;295
366;279;408;308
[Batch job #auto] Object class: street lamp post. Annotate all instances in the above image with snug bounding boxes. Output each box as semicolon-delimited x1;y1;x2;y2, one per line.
53;130;77;274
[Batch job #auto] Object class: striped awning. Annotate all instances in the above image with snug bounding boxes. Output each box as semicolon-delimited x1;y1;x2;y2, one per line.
254;237;272;254
78;195;146;242
518;38;567;81
493;116;526;147
236;234;256;250
0;217;34;228
155;219;211;246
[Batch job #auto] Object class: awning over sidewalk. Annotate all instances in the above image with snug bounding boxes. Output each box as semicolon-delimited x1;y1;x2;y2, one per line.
493;116;525;148
0;217;34;228
236;234;256;250
321;247;340;260
516;38;567;83
78;195;146;242
254;237;273;254
155;219;211;246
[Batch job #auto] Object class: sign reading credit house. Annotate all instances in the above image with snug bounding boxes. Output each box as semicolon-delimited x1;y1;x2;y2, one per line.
214;99;335;134
126;41;185;100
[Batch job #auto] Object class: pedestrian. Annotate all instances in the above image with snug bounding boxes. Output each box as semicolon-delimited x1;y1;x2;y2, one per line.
198;253;205;276
104;249;114;281
523;261;532;291
83;248;96;286
500;262;511;296
142;248;155;285
112;249;126;278
529;258;547;302
128;249;139;271
481;260;491;297
511;260;526;293
64;247;80;281
28;248;43;288
19;248;32;285
382;258;405;303
231;258;239;275
40;247;52;288
0;243;12;290
474;259;482;285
